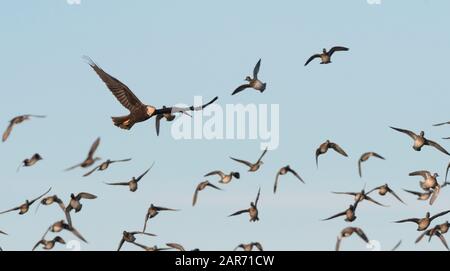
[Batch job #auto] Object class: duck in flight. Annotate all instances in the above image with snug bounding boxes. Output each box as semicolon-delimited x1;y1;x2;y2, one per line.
84;56;218;130
232;59;266;95
409;170;440;191
104;163;154;192
32;236;65;251
118;231;156;251
229;188;261;222
335;227;369;251
304;46;349;66
0;188;51;215
366;184;405;204
83;158;132;177
66;192;97;214
204;170;240;184
36;194;72;226
333;186;387;207
315;140;348;168
192;181;222;206
143;204;178;232
65;137;101;171
230;147;268;172
323;202;359;222
17;153;43;172
394;210;450;231
2;114;46;142
358;152;385;178
43;220;87;243
390;127;450;156
274;165;305;193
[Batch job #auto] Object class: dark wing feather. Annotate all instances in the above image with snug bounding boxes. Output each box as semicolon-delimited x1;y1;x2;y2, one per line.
425;139;450;156
84;56;144;112
390;126;418;140
232;84;251;95
253;59;261;79
304;54;321;66
229;209;249;217
87;137;100;158
328;46;349;57
2;122;14;142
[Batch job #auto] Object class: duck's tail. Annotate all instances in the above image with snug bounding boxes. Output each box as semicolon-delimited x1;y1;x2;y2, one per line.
111;115;133;130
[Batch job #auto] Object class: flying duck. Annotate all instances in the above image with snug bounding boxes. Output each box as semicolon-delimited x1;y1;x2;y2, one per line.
192;181;222;206
315;140;348;168
230;147;268;172
155;107;191;136
367;184;405;204
44;220;87;243
409;170;439;191
229;188;261;222
333;186;387;207
274;165;305;193
143;204;178;232
32;236;65;251
403;189;432;201
83;158;132;177
104;163;154;192
118;231;156;251
234;242;264;251
304;46;349;66
204;171;240;184
335;227;369;251
2;114;46;142
232;59;266;95
84;56;218;130
132;242;171;251
390;127;450;156
65;137;101;171
415;227;449;251
358;152;385;178
36;195;72;226
0;187;51;215
394;210;450;231
17;153;43;172
323;202;359;222
66;192;97;214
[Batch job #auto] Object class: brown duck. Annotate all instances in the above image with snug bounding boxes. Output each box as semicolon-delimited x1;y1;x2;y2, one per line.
0;187;51;215
335;227;369;251
230;147;268;172
32;236;66;251
394;210;450;231
2;114;46;142
274;165;305;193
66;192;97;214
192;181;222;206
104;163;153;192
83;158;132;177
118;231;156;251
358;152;385;178
304;46;349;66
36;195;72;226
409;170;439;191
390;127;450;155
234;242;264;251
204;170;240;184
84;56;218;130
17;153;43;172
232;59;266;95
143;204;178;232
333;186;387;207
315;140;348;168
323;201;359;222
229;188;261;222
367;184;405;204
65;137;101;171
415;227;449;251
44;220;87;243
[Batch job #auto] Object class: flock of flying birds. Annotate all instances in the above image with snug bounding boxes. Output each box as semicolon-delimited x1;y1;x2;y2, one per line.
2;47;450;251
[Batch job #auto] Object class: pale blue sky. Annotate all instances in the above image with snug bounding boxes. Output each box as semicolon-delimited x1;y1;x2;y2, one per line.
1;0;450;251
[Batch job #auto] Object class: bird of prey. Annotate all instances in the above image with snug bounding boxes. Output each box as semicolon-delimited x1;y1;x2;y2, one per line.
232;59;266;95
84;56;218;130
304;46;349;66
